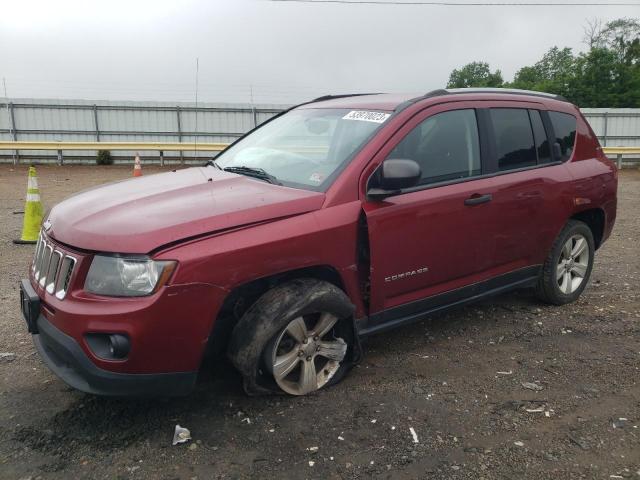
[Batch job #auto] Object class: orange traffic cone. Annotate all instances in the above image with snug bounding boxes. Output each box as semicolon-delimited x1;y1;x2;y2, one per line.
133;153;142;177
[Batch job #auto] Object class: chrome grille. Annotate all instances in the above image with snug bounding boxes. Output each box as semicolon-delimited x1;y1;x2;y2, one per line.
46;251;62;294
56;256;76;300
39;245;53;287
32;232;77;300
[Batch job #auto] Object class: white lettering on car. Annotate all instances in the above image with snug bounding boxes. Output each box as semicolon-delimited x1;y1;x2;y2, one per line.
384;267;429;283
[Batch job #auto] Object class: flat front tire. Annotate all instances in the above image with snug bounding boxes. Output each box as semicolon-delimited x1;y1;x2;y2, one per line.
228;278;356;396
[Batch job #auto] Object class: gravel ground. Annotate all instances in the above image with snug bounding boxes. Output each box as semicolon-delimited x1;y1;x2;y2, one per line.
0;164;639;480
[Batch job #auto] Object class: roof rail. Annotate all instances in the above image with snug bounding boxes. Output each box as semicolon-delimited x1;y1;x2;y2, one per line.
400;88;569;110
394;89;449;112
444;88;569;102
310;93;383;103
423;89;449;98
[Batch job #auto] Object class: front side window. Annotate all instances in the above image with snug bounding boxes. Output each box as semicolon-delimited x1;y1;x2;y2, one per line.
215;108;389;190
490;108;537;171
549;111;577;161
387;109;481;185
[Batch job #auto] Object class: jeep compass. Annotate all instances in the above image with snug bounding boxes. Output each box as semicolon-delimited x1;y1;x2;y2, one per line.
20;88;617;396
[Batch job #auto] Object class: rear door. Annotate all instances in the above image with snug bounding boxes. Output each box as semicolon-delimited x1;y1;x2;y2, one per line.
480;105;575;274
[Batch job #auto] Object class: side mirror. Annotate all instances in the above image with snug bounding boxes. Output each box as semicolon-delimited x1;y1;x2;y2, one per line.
368;159;421;199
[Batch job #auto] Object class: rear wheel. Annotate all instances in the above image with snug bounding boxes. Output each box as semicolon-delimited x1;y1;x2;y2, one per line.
536;220;594;305
228;278;356;396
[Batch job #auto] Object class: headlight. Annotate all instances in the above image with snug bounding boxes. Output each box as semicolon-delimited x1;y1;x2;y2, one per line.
85;255;176;297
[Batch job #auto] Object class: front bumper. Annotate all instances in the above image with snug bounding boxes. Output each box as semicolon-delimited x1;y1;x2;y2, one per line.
33;312;197;396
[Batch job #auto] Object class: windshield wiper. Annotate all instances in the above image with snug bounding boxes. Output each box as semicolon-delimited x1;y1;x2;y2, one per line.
205;159;222;170
222;166;282;185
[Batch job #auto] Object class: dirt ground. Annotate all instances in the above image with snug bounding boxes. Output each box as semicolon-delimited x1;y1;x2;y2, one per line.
0;164;639;480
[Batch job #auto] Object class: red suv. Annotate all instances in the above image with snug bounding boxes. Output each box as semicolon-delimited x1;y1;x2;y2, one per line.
20;89;617;396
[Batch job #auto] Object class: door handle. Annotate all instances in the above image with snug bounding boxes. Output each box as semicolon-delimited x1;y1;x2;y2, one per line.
464;193;492;206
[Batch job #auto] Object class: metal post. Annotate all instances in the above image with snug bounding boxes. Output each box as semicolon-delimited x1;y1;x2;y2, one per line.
9;102;18;165
252;106;258;128
159;150;164;167
93;104;100;142
176;106;184;165
602;112;608;147
57;149;63;166
617;154;622;170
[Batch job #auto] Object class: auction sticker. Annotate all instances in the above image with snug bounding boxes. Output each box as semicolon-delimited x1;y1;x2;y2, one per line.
342;111;391;124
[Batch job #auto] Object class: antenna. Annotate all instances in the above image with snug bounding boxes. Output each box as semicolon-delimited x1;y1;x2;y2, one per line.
194;57;199;161
250;84;257;128
3;77;16;165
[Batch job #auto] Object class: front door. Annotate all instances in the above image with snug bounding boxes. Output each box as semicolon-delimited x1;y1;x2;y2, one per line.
363;104;496;328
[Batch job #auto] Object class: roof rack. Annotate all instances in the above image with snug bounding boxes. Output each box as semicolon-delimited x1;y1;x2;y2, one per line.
394;89;449;112
444;88;568;102
423;89;449;98
396;87;569;113
310;93;383;103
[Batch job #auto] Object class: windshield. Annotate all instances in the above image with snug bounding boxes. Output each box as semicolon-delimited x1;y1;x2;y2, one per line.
214;108;391;190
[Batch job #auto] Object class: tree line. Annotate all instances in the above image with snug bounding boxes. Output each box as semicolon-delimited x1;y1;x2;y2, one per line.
446;18;640;107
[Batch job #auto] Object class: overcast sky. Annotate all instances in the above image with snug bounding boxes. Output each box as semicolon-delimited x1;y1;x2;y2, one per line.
1;0;639;105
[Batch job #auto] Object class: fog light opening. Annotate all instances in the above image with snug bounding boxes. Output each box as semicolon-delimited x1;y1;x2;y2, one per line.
85;333;131;360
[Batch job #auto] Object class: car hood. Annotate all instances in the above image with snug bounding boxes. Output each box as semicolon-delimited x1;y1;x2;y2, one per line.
46;167;325;254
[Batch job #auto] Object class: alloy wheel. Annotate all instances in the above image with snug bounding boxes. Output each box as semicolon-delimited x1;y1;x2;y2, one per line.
266;313;347;395
556;234;590;295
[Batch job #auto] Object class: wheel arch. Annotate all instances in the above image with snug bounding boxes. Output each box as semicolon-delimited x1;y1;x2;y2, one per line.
205;265;348;356
570;208;605;249
224;276;358;395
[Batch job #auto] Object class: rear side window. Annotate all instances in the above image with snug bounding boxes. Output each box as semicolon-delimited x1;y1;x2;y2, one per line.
529;110;552;164
388;109;481;185
549;111;577;161
489;109;537;171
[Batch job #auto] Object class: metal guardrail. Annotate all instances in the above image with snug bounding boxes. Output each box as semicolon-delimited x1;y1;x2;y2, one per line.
601;147;640;154
0;142;638;168
601;147;640;169
1;101;637;164
581;111;640;147
0;141;228;151
0;141;229;166
0;100;285;165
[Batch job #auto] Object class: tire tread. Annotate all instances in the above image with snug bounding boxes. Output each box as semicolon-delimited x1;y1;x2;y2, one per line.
536;219;594;305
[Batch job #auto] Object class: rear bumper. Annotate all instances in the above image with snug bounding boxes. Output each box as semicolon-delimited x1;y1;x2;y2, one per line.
34;314;197;396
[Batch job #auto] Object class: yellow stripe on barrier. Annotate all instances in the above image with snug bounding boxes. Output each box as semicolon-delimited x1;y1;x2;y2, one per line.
0;141;229;151
0;142;638;156
602;147;640;155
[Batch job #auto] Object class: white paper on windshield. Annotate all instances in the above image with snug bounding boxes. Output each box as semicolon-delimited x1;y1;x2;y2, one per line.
342;111;391;124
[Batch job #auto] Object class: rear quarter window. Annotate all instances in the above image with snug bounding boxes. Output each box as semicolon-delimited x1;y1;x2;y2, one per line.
549;111;577;161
